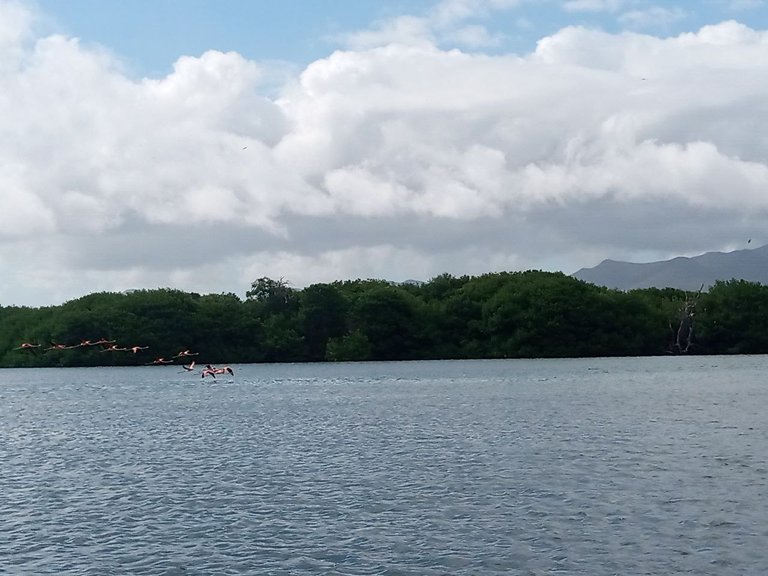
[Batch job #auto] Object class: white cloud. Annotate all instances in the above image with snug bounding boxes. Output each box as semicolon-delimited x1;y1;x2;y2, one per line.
337;0;523;51
618;6;687;29
0;0;34;61
1;1;768;305
337;16;435;51
430;0;523;25
443;24;506;48
563;0;626;13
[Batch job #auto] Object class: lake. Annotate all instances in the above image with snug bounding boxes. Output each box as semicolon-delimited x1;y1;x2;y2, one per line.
1;356;767;575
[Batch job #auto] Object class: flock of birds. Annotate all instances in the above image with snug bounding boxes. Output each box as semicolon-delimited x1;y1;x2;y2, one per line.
13;339;234;378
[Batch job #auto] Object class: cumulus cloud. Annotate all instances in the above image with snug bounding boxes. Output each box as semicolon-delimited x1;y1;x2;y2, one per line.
1;0;768;305
0;0;34;57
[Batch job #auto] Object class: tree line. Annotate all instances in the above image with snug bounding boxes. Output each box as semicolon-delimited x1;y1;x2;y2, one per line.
1;271;765;368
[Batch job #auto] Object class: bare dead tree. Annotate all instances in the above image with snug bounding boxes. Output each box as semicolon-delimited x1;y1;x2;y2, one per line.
670;284;704;353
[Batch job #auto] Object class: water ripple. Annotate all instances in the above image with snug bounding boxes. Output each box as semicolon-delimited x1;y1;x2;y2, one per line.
1;357;767;574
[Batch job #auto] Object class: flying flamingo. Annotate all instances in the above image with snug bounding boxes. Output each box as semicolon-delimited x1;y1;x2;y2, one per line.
129;346;149;354
100;344;128;352
179;360;196;373
45;342;76;351
147;357;173;365
173;349;199;359
14;342;41;351
201;364;234;378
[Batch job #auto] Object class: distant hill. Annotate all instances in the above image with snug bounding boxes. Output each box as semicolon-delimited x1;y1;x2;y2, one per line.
572;244;768;291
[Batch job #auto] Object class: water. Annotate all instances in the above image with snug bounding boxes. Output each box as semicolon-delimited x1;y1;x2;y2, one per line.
1;356;767;575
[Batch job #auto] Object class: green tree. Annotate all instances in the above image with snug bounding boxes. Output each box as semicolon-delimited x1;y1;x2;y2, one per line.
299;283;349;361
246;277;297;312
351;285;424;360
326;329;372;361
697;280;768;354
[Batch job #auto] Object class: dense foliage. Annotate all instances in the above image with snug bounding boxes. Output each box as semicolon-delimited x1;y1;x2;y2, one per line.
1;272;766;368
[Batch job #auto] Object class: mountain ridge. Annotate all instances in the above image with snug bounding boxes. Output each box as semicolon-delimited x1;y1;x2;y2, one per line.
571;244;768;291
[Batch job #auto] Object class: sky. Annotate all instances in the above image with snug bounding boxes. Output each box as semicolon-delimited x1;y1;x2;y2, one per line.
1;0;767;306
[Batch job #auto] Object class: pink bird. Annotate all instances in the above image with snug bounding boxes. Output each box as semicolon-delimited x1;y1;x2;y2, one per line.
100;344;128;352
173;349;199;359
201;364;234;378
14;342;41;351
180;360;196;372
45;342;76;351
